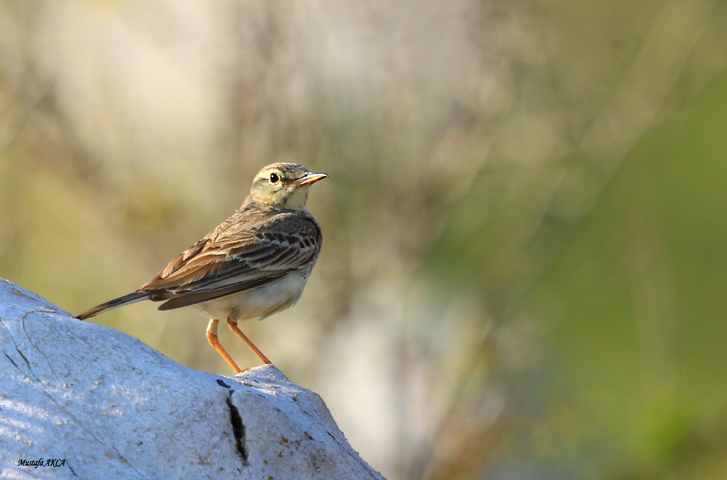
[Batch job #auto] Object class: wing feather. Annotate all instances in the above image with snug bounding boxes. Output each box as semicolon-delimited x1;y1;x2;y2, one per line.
156;271;294;310
140;211;322;308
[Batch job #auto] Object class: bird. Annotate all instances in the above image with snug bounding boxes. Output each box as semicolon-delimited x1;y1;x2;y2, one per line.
77;163;327;374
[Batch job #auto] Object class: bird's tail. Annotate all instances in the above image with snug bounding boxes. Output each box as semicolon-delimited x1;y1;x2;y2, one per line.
76;291;148;320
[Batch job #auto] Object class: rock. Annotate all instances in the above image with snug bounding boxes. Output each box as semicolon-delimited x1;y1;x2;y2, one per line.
0;279;385;480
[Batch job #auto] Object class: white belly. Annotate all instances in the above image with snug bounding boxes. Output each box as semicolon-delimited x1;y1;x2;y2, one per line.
193;269;311;322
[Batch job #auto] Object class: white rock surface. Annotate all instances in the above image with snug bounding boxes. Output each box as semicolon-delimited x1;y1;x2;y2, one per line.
0;278;385;480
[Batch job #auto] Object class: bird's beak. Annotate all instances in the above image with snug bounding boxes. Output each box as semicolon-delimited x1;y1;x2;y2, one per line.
294;172;328;186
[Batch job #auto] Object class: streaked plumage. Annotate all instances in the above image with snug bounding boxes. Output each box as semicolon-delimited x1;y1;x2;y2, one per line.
77;163;327;373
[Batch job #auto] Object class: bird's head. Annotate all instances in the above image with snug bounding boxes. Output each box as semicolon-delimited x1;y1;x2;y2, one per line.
247;163;328;210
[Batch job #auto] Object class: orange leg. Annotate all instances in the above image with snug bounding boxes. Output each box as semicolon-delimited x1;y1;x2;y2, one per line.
228;318;272;365
206;319;242;374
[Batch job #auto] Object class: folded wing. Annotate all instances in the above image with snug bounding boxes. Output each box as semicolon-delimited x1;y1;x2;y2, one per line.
140;213;322;310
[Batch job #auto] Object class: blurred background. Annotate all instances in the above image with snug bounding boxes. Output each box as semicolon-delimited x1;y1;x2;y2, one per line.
1;0;727;478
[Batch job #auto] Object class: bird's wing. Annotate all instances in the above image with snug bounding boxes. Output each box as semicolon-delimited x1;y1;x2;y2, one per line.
141;213;322;306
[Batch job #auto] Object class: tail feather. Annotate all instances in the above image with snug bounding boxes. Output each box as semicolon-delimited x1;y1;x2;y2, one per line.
76;291;149;320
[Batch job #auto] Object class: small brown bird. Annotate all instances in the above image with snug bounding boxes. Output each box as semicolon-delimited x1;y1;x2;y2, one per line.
77;163;327;373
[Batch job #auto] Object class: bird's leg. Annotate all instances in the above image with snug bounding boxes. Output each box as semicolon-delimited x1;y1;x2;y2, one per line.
227;318;272;365
206;319;242;374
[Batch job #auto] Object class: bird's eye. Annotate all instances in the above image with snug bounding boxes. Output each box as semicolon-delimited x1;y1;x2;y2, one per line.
269;173;279;183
